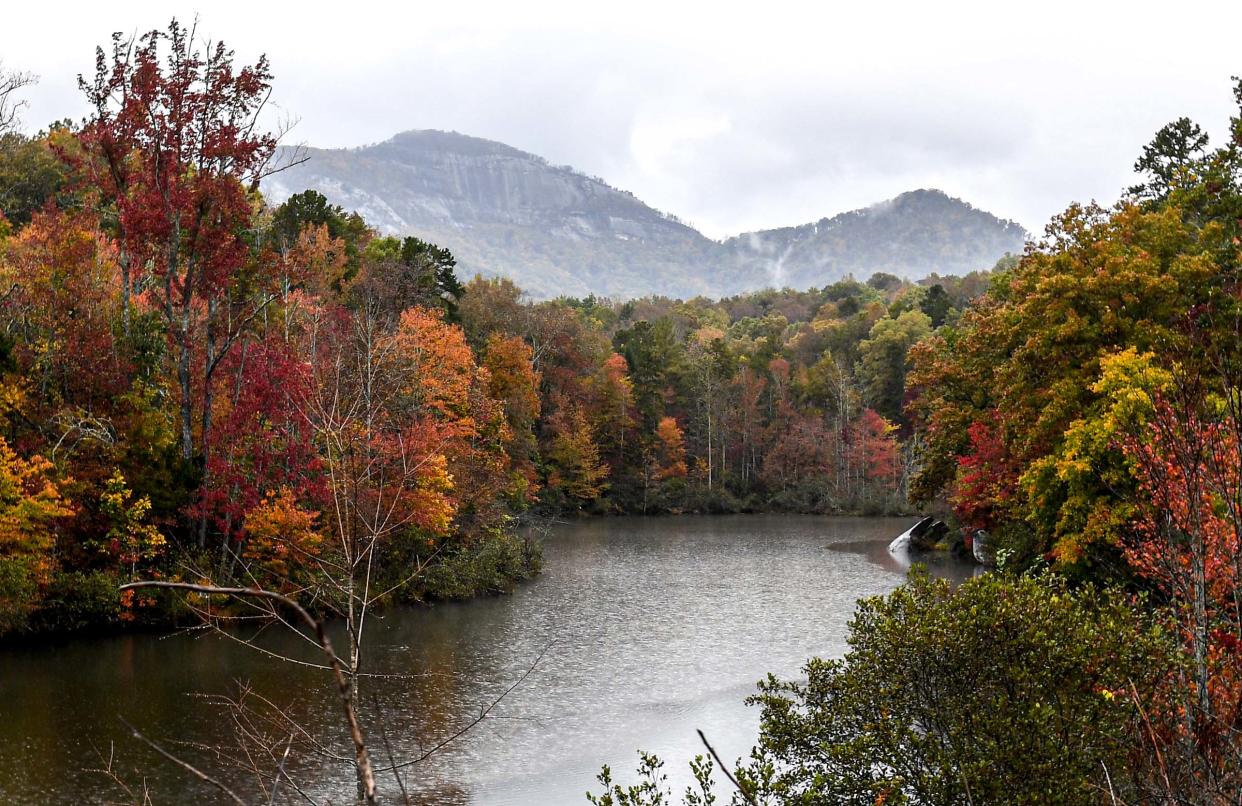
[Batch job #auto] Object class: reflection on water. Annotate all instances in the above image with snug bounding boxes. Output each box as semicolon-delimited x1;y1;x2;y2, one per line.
830;535;983;583
0;515;973;804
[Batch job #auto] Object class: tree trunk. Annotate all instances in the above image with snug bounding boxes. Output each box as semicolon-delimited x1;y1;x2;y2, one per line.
119;248;131;340
198;299;218;548
178;326;194;462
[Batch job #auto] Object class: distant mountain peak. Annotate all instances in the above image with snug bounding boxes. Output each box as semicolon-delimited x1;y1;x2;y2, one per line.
892;187;951;201
264;131;1028;299
381;129;535;159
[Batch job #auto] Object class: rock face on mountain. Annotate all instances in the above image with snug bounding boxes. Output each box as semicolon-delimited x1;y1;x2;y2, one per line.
265;131;724;298
264;130;1028;299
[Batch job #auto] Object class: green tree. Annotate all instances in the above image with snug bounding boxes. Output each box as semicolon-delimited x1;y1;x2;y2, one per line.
0;127;74;226
614;318;686;432
918;283;952;327
270;189;368;277
855;309;931;421
1128;117;1210;203
591;571;1172;806
360;235;464;320
737;571;1169;805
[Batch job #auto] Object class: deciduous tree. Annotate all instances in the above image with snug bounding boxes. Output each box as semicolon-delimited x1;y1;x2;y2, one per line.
75;20;287;545
0;437;73;632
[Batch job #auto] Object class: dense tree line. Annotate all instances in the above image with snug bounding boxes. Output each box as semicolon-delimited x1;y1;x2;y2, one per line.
10;16;1242;806
458;266;992;519
0;25;977;639
593;80;1242;804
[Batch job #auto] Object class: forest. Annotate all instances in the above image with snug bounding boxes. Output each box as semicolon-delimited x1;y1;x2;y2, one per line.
0;24;962;639
5;16;1242;806
592;82;1242;804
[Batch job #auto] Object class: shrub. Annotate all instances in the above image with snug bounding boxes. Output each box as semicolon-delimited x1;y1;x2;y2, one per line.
391;527;543;603
0;556;39;634
592;570;1173;805
31;570;122;633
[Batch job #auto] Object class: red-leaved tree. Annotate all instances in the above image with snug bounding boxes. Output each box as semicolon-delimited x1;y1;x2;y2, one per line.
74;19;290;544
1122;387;1242;799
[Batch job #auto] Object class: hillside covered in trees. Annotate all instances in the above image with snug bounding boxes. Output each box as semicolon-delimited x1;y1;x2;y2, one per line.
0;25;976;638
8;15;1242;806
592;79;1242;806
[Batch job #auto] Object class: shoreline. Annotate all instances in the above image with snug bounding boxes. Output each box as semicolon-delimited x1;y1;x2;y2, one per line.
4;509;930;646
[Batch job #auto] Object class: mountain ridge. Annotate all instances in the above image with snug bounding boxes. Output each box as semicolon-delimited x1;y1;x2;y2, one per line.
264;130;1028;298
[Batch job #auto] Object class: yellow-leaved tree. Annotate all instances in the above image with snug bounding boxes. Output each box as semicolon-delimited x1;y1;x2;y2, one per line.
0;436;72;632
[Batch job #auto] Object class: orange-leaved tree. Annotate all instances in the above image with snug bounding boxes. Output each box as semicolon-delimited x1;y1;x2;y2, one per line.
0;437;73;632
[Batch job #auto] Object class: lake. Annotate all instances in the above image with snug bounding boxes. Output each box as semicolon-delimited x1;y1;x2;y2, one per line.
0;514;973;804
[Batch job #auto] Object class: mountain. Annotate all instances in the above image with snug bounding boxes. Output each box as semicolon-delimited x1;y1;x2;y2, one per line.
264;131;724;299
724;189;1029;291
264;131;1028;299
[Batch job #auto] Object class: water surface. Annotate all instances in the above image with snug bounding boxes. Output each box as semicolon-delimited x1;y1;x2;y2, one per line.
0;514;970;804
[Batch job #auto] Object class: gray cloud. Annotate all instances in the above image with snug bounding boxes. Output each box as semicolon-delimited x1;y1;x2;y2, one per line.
5;0;1241;238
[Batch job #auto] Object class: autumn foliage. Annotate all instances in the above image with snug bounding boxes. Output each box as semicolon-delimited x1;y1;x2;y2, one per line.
904;81;1242;799
0;18;915;638
0;437;72;631
13;17;1242;803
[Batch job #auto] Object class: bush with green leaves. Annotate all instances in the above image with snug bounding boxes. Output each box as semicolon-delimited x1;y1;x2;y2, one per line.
588;753;719;806
591;569;1171;805
387;525;543;603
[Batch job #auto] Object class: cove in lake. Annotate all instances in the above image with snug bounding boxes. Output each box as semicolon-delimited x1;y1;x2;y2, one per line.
0;514;973;804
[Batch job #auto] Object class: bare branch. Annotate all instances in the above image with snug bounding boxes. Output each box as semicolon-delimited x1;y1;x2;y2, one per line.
85;741;153;806
267;735;294;806
120;580;378;803
373;695;414;806
697;729;760;806
50;411;116;464
378;642;554;773
119;717;246;806
0;63;36;135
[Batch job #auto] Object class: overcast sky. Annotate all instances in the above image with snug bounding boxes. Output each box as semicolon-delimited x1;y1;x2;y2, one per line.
4;0;1241;238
